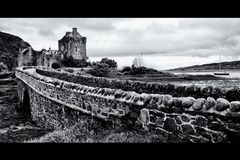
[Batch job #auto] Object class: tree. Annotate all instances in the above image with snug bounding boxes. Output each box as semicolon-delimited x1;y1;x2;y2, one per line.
121;65;160;75
100;57;117;68
88;62;110;77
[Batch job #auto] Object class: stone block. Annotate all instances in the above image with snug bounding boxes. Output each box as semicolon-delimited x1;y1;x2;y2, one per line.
192;98;206;111
172;98;183;109
201;86;213;97
180;114;190;122
215;98;230;111
230;101;240;112
163;117;178;133
192;116;208;127
139;108;150;129
162;95;173;107
181;124;195;135
182;97;196;108
155;116;165;126
204;97;216;110
174;116;182;124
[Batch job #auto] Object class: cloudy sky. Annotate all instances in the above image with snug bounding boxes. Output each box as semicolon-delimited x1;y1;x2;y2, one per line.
1;18;240;70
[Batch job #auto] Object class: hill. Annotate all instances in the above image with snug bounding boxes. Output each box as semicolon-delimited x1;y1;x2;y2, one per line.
168;60;240;71
0;31;31;71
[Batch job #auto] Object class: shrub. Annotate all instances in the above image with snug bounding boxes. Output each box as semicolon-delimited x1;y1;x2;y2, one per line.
121;66;131;73
73;59;90;67
122;66;159;75
88;62;110;77
100;57;117;68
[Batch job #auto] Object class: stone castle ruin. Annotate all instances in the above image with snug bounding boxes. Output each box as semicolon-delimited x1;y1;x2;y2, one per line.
18;28;87;68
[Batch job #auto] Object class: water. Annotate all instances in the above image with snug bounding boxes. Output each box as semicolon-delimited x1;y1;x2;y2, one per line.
172;70;240;79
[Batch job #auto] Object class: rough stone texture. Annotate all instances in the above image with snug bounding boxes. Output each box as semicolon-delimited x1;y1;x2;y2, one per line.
139;109;150;130
215;98;231;111
192;116;208;127
204;97;216;110
181;124;195;135
180;114;190;122
15;67;240;143
192;98;205;111
230;101;240;112
35;68;240;102
182;97;196;108
163;118;178;133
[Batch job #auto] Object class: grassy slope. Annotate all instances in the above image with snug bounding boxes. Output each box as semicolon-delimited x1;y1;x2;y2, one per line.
168;61;240;71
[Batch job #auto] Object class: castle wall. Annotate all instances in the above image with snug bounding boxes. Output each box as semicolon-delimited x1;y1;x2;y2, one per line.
35;50;62;68
59;38;87;60
18;47;34;67
16;67;240;143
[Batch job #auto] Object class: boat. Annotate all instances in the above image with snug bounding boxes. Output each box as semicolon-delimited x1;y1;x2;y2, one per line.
213;53;230;76
214;72;230;75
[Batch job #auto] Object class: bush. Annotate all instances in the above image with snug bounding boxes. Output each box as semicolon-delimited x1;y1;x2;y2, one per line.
121;66;131;73
88;62;110;77
122;66;159;75
100;57;117;68
73;59;90;67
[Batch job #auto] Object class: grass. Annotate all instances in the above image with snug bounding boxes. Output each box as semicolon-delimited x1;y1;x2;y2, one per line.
27;119;167;143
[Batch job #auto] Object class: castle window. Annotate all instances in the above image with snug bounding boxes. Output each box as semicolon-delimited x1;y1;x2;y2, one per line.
75;47;77;52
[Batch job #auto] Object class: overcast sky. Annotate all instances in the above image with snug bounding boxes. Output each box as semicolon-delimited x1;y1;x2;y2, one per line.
1;18;240;70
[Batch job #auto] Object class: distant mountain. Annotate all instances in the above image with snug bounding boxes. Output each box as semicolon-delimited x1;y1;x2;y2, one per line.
168;60;240;71
0;31;31;71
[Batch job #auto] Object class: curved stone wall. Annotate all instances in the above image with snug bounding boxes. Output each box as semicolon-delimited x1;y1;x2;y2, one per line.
36;68;240;102
16;67;240;143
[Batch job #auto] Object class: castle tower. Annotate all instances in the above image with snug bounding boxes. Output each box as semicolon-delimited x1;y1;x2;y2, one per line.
58;28;87;60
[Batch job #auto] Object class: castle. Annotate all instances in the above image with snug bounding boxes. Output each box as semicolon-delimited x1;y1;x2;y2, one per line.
18;28;88;68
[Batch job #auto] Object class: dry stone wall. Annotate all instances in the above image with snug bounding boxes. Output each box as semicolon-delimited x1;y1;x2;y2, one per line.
36;68;240;102
16;67;240;143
